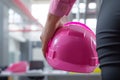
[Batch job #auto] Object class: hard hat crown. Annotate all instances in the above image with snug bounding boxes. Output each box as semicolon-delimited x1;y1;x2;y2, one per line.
46;22;99;73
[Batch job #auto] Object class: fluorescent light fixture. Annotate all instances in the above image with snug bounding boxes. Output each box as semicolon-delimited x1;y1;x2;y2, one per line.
71;7;78;13
79;3;86;9
88;3;96;9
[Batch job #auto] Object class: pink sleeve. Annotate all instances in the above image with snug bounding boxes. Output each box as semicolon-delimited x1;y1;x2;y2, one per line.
49;0;76;17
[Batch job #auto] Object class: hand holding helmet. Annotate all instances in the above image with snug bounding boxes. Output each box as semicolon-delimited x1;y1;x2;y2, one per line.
46;22;99;73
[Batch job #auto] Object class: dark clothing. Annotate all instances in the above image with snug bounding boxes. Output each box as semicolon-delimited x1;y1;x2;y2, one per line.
96;0;120;80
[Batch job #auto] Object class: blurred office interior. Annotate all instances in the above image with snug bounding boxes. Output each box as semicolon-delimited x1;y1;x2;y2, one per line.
0;0;101;80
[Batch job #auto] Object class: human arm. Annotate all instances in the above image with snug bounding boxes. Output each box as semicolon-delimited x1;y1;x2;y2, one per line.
40;0;76;57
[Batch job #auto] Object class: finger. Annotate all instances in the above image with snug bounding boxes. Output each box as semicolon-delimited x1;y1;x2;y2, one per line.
42;47;46;57
57;20;63;27
42;43;47;57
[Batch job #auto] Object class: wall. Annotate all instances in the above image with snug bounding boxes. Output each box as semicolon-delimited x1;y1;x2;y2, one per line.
9;38;21;64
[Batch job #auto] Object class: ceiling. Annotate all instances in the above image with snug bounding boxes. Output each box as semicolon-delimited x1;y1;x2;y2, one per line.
31;0;50;4
31;0;97;4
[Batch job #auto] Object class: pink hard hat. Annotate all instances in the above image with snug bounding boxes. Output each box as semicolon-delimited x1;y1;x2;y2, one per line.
46;22;99;73
5;61;29;73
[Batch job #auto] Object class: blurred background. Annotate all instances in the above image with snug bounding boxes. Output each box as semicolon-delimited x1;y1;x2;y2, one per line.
0;0;101;80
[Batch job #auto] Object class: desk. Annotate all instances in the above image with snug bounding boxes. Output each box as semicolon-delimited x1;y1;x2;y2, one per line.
0;71;101;80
